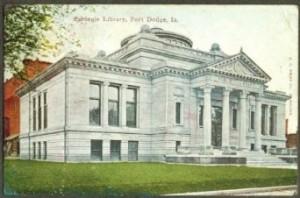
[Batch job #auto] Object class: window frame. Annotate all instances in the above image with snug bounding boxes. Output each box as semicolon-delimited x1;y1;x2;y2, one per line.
126;87;137;128
232;108;237;129
32;97;36;131
43;92;48;129
175;102;181;125
89;81;101;126
198;105;204;127
38;94;42;130
108;85;120;126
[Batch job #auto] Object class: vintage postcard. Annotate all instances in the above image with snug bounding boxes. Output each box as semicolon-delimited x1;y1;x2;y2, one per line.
3;4;298;197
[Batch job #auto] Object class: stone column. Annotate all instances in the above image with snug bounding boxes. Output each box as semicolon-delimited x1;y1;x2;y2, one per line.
239;90;248;150
121;84;128;127
255;95;262;151
222;87;231;148
102;81;109;127
203;86;213;148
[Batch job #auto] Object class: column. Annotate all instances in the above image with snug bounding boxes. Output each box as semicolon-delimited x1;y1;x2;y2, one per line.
102;81;109;127
239;90;248;150
203;86;213;148
121;84;128;127
222;87;231;148
255;95;262;151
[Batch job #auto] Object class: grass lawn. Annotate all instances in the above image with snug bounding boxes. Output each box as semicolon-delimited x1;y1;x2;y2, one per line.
4;160;297;196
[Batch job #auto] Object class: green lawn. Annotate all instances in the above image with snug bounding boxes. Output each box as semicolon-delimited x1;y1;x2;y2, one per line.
4;160;297;196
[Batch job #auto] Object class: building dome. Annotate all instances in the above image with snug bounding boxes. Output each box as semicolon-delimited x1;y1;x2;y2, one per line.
121;25;193;48
210;43;221;51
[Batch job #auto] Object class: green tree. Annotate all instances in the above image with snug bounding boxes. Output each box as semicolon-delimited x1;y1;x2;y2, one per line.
4;5;85;80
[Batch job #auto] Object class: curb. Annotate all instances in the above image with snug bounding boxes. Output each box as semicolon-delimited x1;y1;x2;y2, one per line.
162;185;297;196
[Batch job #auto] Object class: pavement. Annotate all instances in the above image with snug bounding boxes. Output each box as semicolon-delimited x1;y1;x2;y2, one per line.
163;185;297;196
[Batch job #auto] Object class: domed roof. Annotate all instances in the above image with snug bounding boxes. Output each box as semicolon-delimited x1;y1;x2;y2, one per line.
210;43;221;51
121;25;193;48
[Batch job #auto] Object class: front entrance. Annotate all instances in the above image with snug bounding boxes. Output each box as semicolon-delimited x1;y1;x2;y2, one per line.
211;106;222;148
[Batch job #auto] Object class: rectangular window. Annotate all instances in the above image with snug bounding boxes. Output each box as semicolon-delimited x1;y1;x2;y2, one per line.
128;141;138;161
91;140;103;161
232;109;237;129
126;88;137;128
43;92;47;129
33;97;36;131
250;143;255;151
250;111;255;129
176;141;181;152
43;141;47;160
110;140;121;161
270;106;277;136
108;85;119;126
89;82;101;125
38;142;41;159
175;102;181;124
199;105;204;126
261;105;267;135
38;94;42;130
33;142;36;159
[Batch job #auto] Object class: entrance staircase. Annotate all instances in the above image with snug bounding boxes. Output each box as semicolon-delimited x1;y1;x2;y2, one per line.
241;151;295;166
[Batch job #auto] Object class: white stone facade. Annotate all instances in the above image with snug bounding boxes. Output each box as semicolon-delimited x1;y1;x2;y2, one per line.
17;26;290;162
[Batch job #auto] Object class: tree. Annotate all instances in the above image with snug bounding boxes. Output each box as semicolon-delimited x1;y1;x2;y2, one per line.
4;5;85;81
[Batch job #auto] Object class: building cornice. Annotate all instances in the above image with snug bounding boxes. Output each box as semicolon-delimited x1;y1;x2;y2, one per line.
264;90;291;101
16;55;286;100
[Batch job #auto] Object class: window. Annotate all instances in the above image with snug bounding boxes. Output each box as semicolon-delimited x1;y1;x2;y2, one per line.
38;142;41;159
176;141;181;152
43;92;47;129
91;140;102;161
110;140;121;161
128;141;138;161
250;111;255;130
250;143;255;151
33;142;36;159
33;97;36;131
89;82;101;125
232;108;237;129
108;86;119;126
175;102;181;124
43;141;47;160
270;106;277;136
261;105;267;135
199;105;204;127
126;88;137;128
38;94;42;130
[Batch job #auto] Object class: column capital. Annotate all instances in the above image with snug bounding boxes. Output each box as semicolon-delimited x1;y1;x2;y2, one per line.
121;84;128;89
223;87;232;96
103;81;110;86
203;85;214;93
240;90;249;99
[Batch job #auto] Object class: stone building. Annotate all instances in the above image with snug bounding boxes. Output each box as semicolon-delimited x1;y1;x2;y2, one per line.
17;25;290;162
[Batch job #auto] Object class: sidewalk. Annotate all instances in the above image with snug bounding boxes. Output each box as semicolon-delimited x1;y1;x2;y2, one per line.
163;185;297;196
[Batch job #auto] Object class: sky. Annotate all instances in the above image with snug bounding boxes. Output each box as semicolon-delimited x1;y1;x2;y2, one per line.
8;5;300;132
51;5;298;91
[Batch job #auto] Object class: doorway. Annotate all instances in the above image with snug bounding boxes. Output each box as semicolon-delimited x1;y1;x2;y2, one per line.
211;106;222;148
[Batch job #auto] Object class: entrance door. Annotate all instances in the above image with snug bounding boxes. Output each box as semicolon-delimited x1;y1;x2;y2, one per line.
110;140;121;161
128;141;138;161
211;106;222;148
